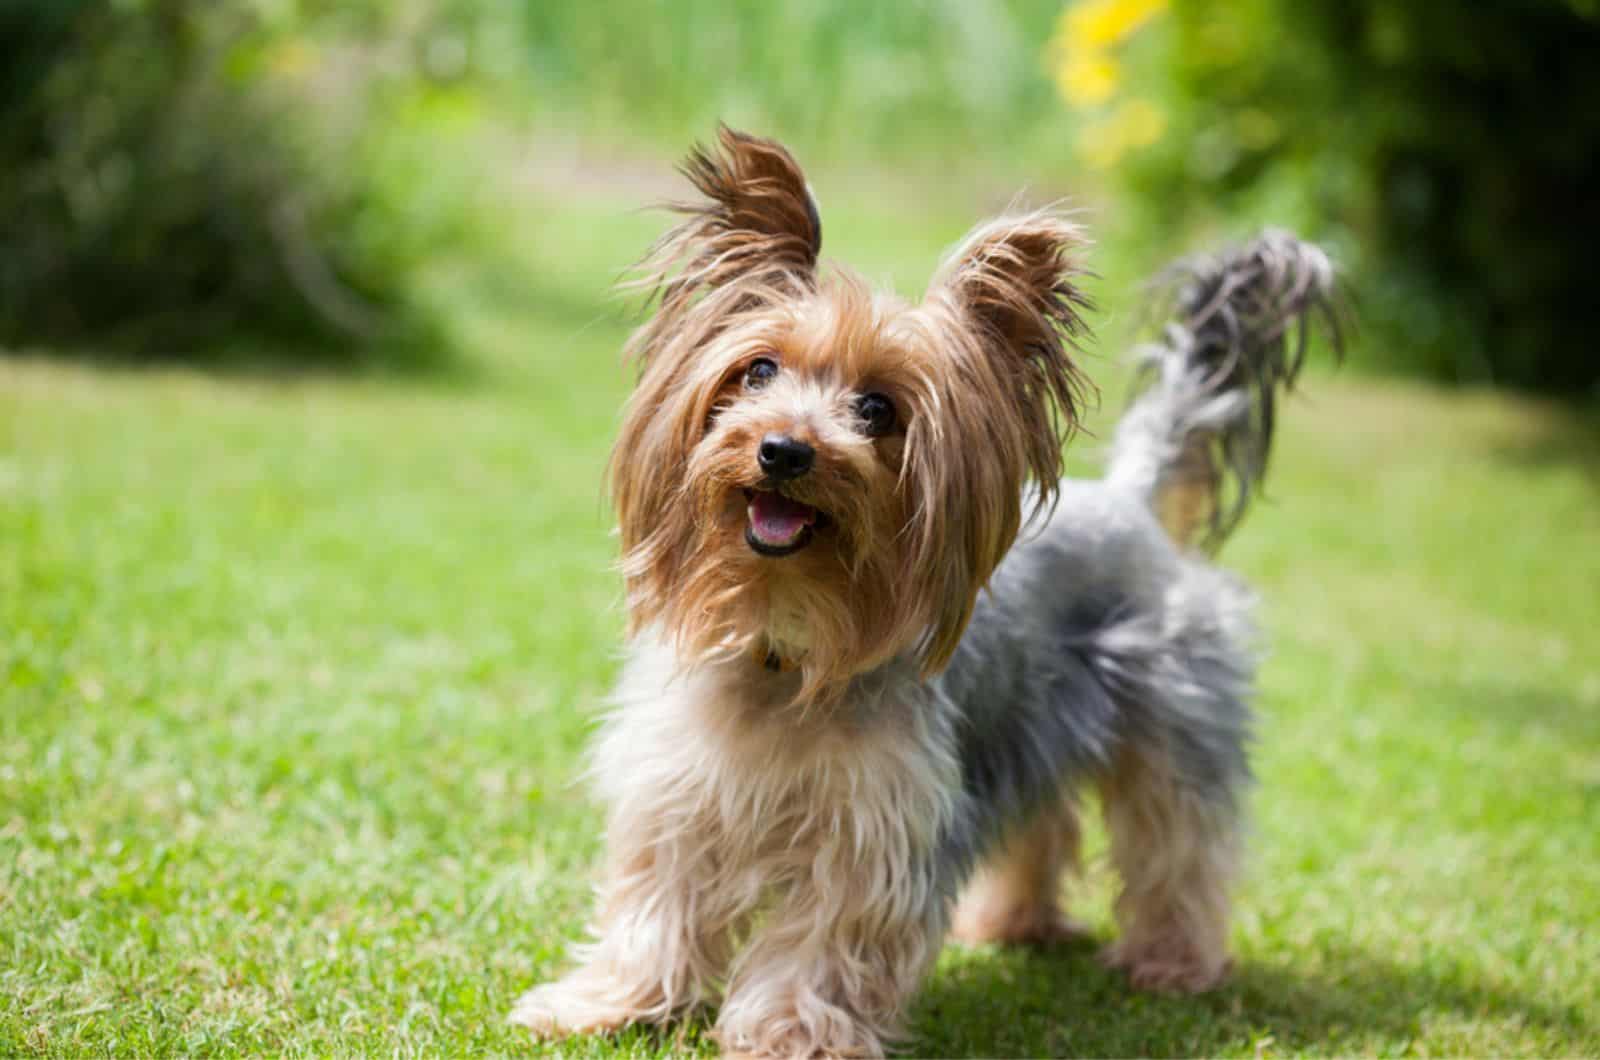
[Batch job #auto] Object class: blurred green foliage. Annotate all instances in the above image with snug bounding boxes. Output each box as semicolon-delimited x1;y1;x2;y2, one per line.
0;0;1091;368
0;0;480;368
515;0;1076;166
5;0;1596;390
1103;0;1600;392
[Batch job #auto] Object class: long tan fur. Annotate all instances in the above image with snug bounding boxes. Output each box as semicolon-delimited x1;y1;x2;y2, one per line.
607;130;1089;703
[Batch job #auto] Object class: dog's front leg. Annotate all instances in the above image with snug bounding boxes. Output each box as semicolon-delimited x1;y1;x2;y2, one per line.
509;815;746;1041
714;858;944;1059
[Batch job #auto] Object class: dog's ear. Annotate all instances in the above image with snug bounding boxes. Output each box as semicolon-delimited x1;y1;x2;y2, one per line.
628;126;822;367
675;124;821;282
927;212;1092;483
908;213;1094;672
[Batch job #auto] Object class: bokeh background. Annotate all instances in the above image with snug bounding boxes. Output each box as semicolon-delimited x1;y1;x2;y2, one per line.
4;1;1598;1056
7;0;1600;388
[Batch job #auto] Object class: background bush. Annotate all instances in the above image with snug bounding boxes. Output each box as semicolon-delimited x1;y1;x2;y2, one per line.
1097;0;1600;393
0;0;469;368
5;0;1596;390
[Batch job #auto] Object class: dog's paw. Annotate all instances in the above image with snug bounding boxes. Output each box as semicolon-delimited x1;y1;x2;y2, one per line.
715;995;886;1059
507;977;647;1039
715;1029;883;1060
1099;939;1232;994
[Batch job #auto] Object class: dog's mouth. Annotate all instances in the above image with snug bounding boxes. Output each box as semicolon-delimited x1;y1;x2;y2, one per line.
743;488;831;557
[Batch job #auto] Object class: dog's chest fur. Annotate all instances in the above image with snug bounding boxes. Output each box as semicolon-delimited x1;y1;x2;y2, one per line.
593;637;961;888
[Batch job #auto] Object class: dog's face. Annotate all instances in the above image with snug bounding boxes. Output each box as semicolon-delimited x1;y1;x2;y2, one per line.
611;128;1090;702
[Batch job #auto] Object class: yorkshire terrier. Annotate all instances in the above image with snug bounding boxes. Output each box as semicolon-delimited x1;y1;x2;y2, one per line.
510;127;1338;1057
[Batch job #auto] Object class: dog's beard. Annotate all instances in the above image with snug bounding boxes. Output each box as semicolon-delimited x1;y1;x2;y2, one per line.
646;442;929;705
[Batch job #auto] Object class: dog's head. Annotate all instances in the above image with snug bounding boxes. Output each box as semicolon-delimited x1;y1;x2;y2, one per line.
610;127;1091;702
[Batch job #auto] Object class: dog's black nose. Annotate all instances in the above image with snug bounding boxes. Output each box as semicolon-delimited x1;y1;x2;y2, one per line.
757;434;814;481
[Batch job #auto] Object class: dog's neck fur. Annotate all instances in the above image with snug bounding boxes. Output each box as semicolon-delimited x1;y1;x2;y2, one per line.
666;625;925;726
751;636;798;673
759;596;814;671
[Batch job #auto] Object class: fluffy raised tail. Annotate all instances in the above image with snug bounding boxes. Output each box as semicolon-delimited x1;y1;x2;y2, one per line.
1106;229;1342;552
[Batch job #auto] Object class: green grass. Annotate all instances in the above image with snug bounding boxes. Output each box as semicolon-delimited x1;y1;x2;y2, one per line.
3;177;1598;1057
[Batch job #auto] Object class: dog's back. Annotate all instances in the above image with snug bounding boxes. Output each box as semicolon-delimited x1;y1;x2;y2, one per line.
940;232;1340;987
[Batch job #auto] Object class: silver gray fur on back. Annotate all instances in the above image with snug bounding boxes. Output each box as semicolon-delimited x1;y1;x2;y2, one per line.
930;229;1340;891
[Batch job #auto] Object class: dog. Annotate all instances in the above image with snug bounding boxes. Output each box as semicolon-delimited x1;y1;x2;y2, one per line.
509;126;1338;1057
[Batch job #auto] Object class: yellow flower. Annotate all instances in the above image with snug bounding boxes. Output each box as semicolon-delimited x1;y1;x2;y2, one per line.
1047;0;1168;110
1063;0;1168;52
1055;52;1121;107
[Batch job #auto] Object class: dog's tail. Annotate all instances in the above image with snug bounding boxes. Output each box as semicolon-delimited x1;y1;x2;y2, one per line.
1106;229;1342;553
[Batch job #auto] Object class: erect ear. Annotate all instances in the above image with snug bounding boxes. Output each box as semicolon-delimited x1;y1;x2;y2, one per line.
628;125;822;366
927;211;1093;494
905;213;1094;675
676;125;821;279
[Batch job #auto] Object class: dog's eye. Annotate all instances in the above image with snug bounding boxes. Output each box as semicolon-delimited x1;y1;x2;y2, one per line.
855;392;897;437
744;357;779;391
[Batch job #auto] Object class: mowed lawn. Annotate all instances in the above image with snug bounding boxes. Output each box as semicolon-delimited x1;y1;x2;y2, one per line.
2;188;1598;1057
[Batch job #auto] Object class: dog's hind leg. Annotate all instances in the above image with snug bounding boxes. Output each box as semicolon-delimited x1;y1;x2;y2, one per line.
1096;742;1241;993
950;793;1090;946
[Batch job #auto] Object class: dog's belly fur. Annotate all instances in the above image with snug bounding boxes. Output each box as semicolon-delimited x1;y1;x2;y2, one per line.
936;477;1256;880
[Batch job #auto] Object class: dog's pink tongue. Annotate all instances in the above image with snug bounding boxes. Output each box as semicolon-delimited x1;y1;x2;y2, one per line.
749;491;816;546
